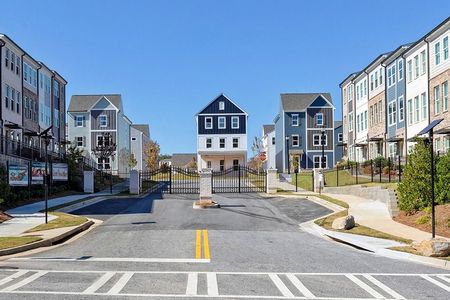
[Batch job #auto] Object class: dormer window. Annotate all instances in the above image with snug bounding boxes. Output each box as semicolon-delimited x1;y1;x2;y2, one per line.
218;117;226;129
316;113;324;126
205;117;213;129
219;101;225;110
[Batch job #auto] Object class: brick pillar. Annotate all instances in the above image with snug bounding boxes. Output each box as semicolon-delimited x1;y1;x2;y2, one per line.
199;168;212;203
129;170;140;195
266;168;278;194
313;168;324;193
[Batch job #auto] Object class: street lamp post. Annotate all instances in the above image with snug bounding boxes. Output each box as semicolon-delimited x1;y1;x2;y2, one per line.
285;136;290;174
39;126;52;224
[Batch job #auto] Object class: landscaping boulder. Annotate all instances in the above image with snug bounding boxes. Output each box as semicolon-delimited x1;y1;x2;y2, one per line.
414;238;450;257
331;215;355;230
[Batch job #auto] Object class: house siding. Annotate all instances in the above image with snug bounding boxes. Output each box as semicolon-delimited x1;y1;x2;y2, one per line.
91;110;117;130
197;115;246;135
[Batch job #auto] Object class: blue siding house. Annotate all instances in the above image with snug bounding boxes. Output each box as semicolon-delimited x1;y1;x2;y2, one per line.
334;121;343;163
196;94;248;171
274;93;335;172
384;44;411;159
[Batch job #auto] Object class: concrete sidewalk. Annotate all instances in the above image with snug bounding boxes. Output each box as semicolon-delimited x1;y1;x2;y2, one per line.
323;193;446;243
0;180;128;237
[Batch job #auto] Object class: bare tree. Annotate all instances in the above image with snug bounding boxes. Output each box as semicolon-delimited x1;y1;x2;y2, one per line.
91;133;117;174
143;139;160;170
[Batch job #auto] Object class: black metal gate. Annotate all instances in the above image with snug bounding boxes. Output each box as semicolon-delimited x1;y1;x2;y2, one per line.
212;165;266;193
140;166;199;194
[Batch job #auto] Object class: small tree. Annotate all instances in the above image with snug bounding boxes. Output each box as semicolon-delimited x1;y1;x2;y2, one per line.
397;139;438;213
251;136;264;170
436;150;450;204
187;157;197;169
144;139;160;170
128;153;138;169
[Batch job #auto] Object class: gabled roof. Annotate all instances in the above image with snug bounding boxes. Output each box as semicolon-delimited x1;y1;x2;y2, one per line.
262;124;275;135
334;121;343;128
383;43;413;66
68;94;122;112
404;17;450;56
196;93;247;115
363;51;393;73
280;93;332;111
131;124;150;138
339;72;360;87
171;153;197;168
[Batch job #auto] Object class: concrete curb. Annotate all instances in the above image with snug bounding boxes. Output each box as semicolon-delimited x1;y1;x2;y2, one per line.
0;220;94;257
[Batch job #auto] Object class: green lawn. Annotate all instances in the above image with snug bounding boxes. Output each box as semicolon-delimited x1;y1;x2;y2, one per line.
291;169;374;189
315;210;412;244
26;212;88;233
0;236;42;250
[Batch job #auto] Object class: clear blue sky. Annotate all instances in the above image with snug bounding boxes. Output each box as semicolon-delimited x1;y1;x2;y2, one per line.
1;1;449;155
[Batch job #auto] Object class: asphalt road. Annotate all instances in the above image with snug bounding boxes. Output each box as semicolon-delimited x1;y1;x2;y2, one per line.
0;192;449;299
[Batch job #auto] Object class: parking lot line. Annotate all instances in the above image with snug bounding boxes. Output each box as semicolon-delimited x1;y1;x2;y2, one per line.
0;270;28;288
345;274;384;299
1;271;47;292
83;271;115;294
421;275;450;292
107;272;133;295
286;273;315;298
196;229;202;259
269;274;294;298
362;274;405;300
207;272;219;297
203;229;210;259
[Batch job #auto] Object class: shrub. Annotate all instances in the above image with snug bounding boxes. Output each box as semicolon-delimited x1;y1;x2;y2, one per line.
436;151;450;204
397;139;437;213
416;215;430;225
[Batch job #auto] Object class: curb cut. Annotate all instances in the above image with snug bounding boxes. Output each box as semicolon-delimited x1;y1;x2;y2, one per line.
0;220;94;257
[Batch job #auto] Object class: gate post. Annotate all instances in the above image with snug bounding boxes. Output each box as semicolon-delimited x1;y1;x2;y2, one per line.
238;165;241;193
199;168;213;204
266;168;278;194
129;170;140;195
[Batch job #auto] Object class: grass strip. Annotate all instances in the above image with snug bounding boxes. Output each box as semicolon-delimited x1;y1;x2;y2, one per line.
25;212;87;233
389;246;450;261
315;210;412;244
0;236;42;250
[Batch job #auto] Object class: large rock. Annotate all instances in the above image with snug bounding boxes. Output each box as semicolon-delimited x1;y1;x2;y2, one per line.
332;215;355;230
415;238;450;257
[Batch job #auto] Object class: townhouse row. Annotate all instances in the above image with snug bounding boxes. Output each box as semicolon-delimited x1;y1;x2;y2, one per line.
340;17;450;162
0;34;67;159
67;94;151;175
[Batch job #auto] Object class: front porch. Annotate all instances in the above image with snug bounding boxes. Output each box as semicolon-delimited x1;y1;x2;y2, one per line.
197;152;247;171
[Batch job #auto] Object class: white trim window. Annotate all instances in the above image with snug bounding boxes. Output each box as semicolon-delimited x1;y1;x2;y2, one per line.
375;70;379;88
407;60;412;82
338;133;343;143
207;161;212;169
414;96;420;123
445;137;450;152
387;64;396;87
75;115;84;127
218;116;226;129
97;157;111;170
99;115;108;127
434;85;441;114
348;112;353;131
292;135;299;147
398;96;404;122
231;116;239;129
421;93;428;121
313;156;327;169
206;138;212;148
205;117;213;129
435;42;441;65
370;74;374;91
97;135;111;147
272;137;275;145
219;101;225;110
444;37;449;61
408;99;414;125
315;113;324;126
76;136;84;147
291;114;299;126
421;50;426;75
414;55;419;79
232;137;239;148
398;60;403;81
313;134;327;146
443;81;448;112
219;138;225;148
388;101;397;126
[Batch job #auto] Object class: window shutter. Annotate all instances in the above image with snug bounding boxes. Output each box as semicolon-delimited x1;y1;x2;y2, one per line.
82;136;86;146
83;116;86;127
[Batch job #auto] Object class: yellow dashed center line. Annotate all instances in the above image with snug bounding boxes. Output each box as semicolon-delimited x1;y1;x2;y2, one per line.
195;229;211;260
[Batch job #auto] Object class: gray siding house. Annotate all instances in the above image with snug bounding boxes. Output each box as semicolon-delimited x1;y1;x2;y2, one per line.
130;124;150;171
274;93;335;172
67;94;131;176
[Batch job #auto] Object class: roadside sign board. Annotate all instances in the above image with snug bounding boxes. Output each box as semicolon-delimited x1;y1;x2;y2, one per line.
52;163;68;181
8;164;29;186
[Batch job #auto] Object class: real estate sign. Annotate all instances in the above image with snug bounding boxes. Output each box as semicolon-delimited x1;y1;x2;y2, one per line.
52;163;68;181
8;164;29;186
31;162;46;184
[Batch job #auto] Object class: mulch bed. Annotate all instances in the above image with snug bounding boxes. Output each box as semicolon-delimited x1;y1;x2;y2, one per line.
0;211;12;224
393;204;450;238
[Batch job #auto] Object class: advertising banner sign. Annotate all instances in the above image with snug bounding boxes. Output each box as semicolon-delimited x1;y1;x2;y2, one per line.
8;164;29;186
52;163;68;181
32;162;46;184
